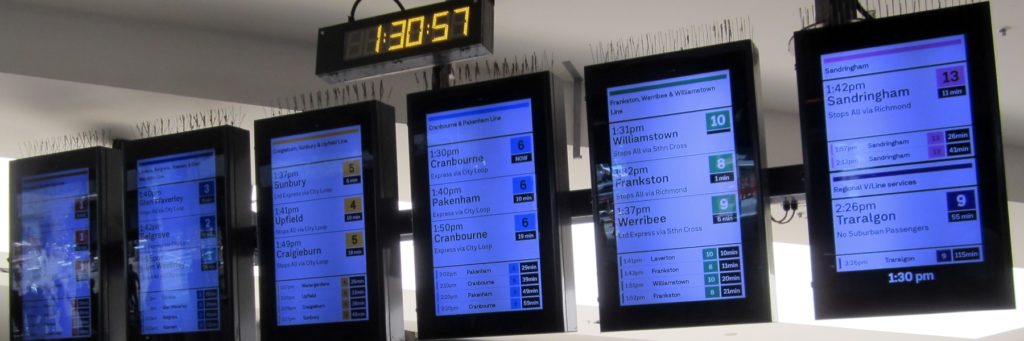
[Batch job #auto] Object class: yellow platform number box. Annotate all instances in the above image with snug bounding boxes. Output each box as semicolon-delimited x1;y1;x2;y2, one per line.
345;231;365;256
343;159;362;185
344;196;363;222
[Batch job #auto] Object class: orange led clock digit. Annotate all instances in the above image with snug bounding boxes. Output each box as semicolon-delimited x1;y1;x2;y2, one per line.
388;19;406;51
431;11;449;43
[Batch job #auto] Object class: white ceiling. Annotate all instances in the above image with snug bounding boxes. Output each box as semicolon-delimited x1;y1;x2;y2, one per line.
0;0;1022;150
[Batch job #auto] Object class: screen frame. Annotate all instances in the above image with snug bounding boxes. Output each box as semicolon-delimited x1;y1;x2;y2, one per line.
794;2;1015;319
123;126;254;340
584;40;773;331
253;101;402;340
407;71;574;339
9;148;120;341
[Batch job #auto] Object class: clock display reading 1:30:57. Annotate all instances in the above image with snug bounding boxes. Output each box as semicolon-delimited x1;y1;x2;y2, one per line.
343;6;472;61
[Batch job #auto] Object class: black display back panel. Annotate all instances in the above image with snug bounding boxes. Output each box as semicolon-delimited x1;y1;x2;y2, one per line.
795;3;1014;318
584;40;773;331
10;147;126;341
254;101;403;340
407;72;575;339
122;126;256;340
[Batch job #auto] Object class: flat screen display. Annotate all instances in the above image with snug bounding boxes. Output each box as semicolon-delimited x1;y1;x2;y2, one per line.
269;126;369;325
135;149;221;334
796;3;1014;318
15;168;93;339
425;99;543;316
605;69;746;305
820;35;983;276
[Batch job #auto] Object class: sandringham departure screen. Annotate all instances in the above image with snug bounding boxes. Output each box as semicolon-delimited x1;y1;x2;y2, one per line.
820;35;984;275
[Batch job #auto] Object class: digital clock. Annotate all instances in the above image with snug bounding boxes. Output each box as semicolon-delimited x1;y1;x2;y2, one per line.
317;0;494;83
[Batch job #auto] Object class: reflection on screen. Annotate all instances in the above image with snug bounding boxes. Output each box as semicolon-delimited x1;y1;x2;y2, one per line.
605;70;746;306
136;149;221;334
270;126;369;326
820;35;982;278
426;99;543;316
16;168;92;340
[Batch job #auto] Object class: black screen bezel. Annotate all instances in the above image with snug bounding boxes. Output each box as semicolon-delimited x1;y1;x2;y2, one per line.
123;128;241;340
794;3;1015;319
407;72;570;339
584;40;773;331
253;101;394;339
10;149;106;341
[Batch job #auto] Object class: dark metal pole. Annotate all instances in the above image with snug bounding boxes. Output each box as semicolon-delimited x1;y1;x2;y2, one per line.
432;64;452;89
816;0;859;26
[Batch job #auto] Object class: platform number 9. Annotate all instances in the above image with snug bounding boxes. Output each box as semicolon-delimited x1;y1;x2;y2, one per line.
955;193;968;208
719;198;731;211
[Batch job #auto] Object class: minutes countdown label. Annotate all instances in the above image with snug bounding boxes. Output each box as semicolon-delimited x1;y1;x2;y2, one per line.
606;70;746;306
426;99;544;316
821;35;983;277
270;126;369;326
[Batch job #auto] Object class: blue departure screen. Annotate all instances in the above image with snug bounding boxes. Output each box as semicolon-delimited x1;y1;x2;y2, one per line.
820;35;983;274
606;70;746;305
136;149;221;334
16;168;93;339
270;126;369;326
426;99;543;316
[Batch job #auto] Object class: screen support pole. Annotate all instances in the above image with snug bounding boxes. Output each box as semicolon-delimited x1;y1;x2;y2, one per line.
562;61;584;160
432;64;452;89
815;0;859;26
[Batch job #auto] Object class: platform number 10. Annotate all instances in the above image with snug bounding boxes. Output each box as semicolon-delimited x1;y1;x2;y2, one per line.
710;114;727;127
706;110;731;133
